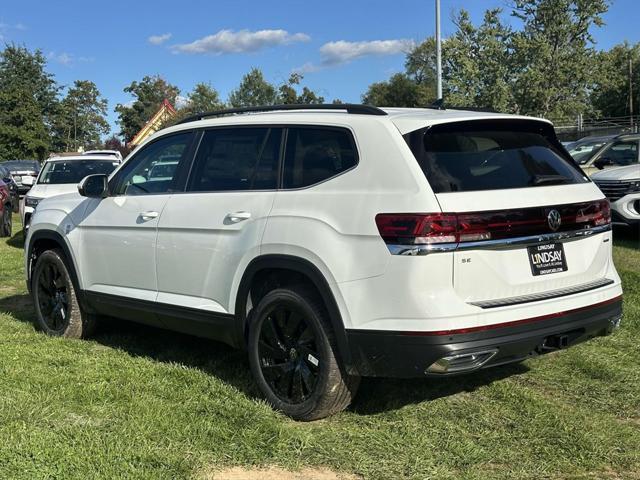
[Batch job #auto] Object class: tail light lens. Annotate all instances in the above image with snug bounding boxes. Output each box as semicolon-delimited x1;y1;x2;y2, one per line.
375;214;457;244
376;200;611;248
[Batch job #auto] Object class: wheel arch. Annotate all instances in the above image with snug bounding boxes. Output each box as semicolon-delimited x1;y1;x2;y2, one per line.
234;254;354;370
26;230;87;309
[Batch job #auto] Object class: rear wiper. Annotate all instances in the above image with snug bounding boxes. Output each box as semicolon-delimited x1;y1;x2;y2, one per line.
531;174;571;186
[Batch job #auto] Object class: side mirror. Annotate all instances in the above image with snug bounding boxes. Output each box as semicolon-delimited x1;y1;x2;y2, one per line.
78;174;109;198
593;157;613;170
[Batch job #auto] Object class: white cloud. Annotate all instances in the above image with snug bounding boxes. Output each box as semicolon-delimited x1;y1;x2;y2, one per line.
320;39;414;66
171;29;310;55
295;38;414;74
148;32;172;45
47;51;94;66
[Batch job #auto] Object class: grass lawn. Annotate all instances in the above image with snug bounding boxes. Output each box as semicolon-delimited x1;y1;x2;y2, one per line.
0;214;638;479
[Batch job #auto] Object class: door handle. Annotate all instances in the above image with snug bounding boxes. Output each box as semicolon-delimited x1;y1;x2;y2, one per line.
226;211;252;223
139;211;159;221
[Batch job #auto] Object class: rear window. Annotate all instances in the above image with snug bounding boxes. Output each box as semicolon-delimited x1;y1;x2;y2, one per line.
404;120;588;193
283;127;358;189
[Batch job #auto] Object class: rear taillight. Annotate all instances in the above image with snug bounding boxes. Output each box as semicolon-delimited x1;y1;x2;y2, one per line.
375;214;458;244
376;200;611;248
578;199;610;227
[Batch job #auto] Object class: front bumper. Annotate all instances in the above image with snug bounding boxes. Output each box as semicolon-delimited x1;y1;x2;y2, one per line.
346;296;622;378
610;193;640;227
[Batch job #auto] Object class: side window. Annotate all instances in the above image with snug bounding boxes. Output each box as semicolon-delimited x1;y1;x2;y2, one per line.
600;140;638;166
187;128;281;191
283;127;358;189
111;132;192;196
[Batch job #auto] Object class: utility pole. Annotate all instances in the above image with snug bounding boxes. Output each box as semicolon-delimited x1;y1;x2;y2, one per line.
435;0;442;100
630;56;634;130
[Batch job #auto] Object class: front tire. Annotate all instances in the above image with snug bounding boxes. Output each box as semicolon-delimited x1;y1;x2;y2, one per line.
0;206;11;237
248;286;360;421
32;249;96;338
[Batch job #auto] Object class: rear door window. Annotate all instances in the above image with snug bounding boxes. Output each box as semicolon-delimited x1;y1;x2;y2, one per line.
187;127;281;191
283;127;358;189
404;120;588;193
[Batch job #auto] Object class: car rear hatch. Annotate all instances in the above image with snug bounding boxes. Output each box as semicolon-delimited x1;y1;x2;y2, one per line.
401;118;612;307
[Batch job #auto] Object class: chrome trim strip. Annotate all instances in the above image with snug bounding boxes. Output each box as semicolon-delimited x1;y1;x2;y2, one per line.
468;278;615;309
386;224;611;256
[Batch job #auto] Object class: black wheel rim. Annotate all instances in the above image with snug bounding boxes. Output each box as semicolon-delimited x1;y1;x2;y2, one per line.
36;261;69;332
258;305;321;404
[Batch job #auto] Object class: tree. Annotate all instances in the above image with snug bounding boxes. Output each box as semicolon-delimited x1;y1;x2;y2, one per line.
362;73;431;107
0;44;60;160
442;9;515;111
185;82;225;113
228;68;278;107
115;75;179;143
103;135;132;158
53;80;110;151
510;0;609;119
362;0;610;118
591;42;640;118
278;73;325;104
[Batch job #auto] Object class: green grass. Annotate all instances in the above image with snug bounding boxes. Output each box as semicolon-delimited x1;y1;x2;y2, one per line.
0;214;638;479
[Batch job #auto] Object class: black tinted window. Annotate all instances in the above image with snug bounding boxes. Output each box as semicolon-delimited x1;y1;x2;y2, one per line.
188;128;281;191
112;132;192;196
405;121;587;193
283;128;358;189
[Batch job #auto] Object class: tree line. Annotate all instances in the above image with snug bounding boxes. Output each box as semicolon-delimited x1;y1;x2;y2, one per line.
0;0;638;161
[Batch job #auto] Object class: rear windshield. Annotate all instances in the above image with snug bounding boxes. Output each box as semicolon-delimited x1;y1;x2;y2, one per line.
404;120;588;193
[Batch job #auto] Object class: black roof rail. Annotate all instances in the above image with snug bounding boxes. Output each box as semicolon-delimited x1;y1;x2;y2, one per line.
176;103;387;124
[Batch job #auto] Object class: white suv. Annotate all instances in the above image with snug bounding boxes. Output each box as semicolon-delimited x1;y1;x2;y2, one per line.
25;104;623;420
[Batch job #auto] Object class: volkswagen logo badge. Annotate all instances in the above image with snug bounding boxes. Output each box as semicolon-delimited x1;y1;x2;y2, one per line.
547;209;561;231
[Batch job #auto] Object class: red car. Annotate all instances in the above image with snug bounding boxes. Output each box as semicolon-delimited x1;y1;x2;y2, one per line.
0;179;12;237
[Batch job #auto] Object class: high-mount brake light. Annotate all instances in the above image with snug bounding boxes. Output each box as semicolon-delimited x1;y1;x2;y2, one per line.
375;200;612;249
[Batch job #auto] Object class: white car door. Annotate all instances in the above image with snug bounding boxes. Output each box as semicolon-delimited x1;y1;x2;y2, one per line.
77;131;196;303
156;127;282;317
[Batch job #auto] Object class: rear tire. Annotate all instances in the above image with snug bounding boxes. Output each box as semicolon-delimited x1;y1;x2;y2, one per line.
0;206;11;237
32;249;96;338
248;286;360;421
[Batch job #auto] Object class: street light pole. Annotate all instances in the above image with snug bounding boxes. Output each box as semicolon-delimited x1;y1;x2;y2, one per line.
436;0;442;100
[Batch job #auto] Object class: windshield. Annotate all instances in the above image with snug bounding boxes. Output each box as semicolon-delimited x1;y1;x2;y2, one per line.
3;161;40;172
404;120;588;193
568;140;609;165
38;160;118;184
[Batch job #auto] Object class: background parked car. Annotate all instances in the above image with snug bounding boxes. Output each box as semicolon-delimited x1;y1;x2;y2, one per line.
83;149;123;161
20;155;120;231
1;160;41;195
566;135;615;167
0;178;12;237
570;134;639;176
0;164;19;212
592;163;640;229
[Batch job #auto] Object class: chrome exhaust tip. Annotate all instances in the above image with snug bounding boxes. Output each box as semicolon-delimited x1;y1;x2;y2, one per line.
425;349;498;375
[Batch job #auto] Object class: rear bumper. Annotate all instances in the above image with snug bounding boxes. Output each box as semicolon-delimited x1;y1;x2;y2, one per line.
346;296;622;378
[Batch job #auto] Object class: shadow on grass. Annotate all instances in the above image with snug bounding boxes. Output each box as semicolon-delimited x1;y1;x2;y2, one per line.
6;228;25;249
0;292;530;415
613;225;639;248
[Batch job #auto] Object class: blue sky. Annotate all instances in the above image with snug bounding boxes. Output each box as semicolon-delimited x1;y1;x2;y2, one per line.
1;0;639;135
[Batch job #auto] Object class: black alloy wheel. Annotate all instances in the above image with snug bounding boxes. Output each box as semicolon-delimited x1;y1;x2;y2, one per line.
36;260;70;332
258;305;321;404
